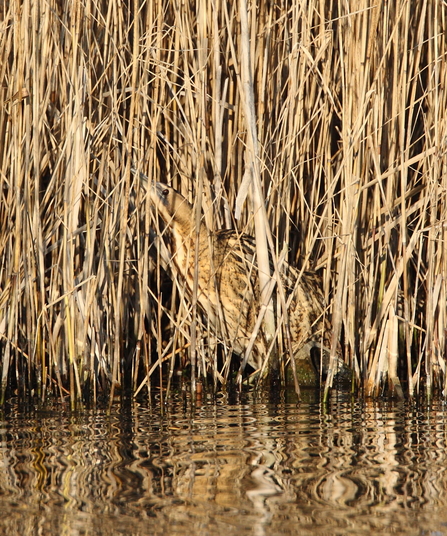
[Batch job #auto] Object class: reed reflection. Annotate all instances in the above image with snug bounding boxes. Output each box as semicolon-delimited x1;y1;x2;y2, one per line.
0;396;445;536
309;401;447;511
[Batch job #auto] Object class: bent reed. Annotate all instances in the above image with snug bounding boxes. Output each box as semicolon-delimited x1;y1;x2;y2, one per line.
0;0;446;403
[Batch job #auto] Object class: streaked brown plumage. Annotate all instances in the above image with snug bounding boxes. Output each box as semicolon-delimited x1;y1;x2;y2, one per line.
149;181;333;374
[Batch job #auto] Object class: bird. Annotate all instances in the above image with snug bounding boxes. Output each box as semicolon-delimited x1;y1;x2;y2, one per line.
145;180;340;382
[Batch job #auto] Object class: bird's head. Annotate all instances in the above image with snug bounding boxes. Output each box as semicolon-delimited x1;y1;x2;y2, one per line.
149;182;195;235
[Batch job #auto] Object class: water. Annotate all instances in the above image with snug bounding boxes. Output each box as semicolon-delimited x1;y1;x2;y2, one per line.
0;389;447;536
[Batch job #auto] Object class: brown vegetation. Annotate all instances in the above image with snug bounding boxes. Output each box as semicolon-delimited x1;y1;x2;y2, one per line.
0;0;446;403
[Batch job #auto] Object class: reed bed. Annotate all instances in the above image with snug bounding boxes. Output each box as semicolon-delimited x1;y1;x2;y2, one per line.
0;0;446;403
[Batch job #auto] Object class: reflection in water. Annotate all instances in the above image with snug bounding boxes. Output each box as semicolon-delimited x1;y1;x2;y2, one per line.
0;392;446;535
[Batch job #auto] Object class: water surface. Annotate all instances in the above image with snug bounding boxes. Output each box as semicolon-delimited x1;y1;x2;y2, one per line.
0;390;446;536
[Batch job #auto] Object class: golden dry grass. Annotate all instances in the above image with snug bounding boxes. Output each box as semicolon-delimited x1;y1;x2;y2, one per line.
0;0;446;403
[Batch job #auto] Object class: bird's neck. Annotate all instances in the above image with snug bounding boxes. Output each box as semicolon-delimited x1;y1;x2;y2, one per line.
171;217;209;266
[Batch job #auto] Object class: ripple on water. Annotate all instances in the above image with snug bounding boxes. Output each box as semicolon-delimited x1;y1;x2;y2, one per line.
0;394;446;535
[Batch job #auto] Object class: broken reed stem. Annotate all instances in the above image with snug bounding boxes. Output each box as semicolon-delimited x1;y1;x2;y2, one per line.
0;0;445;402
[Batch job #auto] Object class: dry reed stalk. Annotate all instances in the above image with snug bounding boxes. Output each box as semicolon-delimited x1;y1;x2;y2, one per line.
0;0;445;402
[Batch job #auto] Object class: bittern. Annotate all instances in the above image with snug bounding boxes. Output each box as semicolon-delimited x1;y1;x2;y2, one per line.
147;181;338;378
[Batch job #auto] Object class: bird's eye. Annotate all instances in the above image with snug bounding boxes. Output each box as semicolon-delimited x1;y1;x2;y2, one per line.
162;188;169;196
